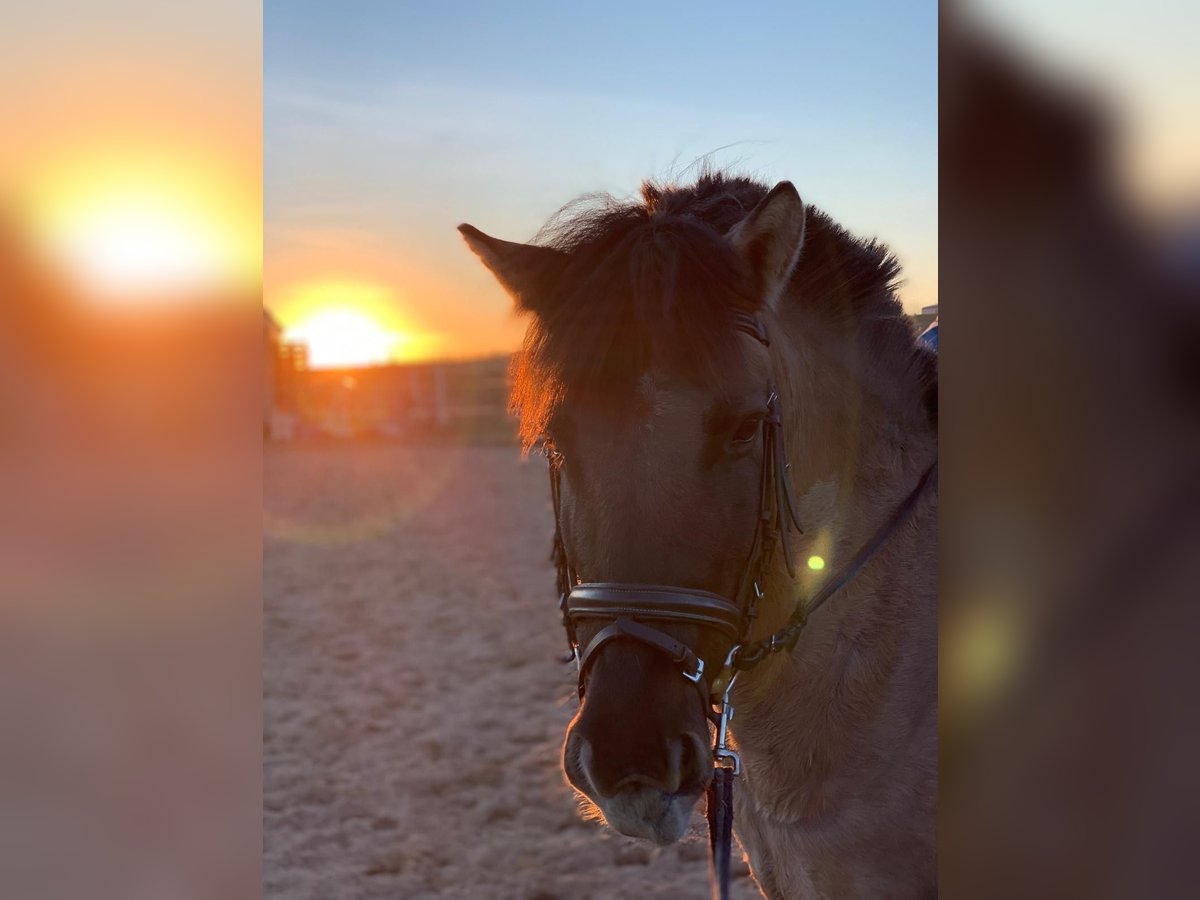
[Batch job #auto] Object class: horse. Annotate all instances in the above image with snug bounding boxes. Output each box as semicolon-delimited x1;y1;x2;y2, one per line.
459;171;937;899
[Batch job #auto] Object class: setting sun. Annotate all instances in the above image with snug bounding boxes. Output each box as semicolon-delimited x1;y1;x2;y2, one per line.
285;308;401;368
277;280;436;368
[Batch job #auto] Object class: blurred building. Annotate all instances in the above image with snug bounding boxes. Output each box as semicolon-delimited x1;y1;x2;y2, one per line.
911;303;938;334
263;310;281;422
265;349;515;444
263;310;310;438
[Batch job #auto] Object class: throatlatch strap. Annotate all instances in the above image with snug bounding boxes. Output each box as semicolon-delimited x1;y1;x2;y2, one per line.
734;459;939;668
706;766;735;900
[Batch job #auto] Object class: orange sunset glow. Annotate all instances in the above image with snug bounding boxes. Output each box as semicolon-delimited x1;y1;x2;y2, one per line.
2;1;261;311
21;147;260;305
276;280;437;368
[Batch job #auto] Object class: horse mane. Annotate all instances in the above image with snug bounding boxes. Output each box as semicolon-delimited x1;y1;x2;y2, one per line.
509;169;925;448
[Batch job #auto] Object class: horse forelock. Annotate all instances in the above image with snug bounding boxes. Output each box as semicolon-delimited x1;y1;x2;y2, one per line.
507;169;924;449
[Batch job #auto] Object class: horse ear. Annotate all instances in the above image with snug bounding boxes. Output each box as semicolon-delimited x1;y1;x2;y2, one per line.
726;181;806;310
458;223;566;314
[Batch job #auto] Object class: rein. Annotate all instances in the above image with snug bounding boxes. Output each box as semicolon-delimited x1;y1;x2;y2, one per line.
542;312;936;899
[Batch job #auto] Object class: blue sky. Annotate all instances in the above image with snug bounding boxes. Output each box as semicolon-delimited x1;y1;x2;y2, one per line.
266;1;937;359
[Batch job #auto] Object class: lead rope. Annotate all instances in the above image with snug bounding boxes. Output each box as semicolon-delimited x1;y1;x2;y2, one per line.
706;766;735;900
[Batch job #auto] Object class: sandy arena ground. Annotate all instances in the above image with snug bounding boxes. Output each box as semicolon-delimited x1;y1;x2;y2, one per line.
264;443;760;899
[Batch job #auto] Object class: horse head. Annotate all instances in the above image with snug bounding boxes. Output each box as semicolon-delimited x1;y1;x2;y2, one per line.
460;178;809;844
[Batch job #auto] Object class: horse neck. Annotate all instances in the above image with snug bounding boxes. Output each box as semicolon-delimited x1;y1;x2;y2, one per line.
730;307;937;819
767;299;936;559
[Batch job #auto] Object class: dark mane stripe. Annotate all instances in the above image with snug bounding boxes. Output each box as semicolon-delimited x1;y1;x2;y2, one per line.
509;170;916;448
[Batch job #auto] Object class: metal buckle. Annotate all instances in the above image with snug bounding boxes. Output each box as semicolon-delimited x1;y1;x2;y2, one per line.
708;644;740;701
713;660;741;776
682;657;705;684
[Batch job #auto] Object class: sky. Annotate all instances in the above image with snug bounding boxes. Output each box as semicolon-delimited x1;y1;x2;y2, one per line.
265;1;938;364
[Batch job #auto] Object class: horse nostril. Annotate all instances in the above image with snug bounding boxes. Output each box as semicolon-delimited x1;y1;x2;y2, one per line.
573;731;703;798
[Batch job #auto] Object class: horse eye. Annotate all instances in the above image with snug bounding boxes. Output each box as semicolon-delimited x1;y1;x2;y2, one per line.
731;417;760;445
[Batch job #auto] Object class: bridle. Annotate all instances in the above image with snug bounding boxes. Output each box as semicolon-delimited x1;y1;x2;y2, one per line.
542;310;937;900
